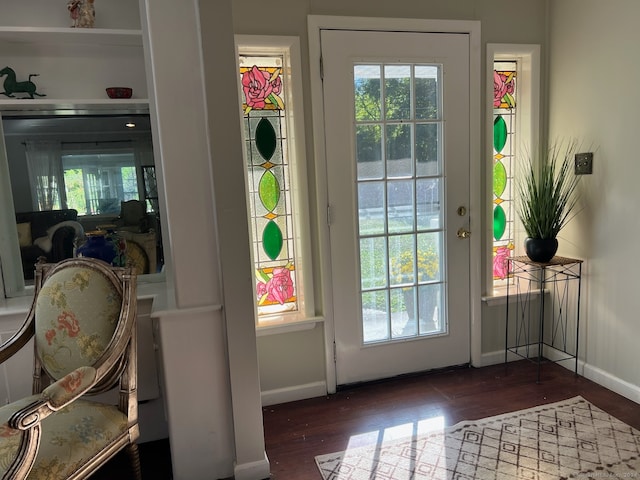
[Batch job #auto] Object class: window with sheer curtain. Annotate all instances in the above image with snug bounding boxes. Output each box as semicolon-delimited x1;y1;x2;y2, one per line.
24;139;155;215
24;140;65;211
62;151;139;215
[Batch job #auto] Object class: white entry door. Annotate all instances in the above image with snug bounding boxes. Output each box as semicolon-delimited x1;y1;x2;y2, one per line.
321;29;472;385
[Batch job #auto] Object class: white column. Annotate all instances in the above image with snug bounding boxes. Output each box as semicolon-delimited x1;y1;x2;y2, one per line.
140;0;268;478
198;1;270;478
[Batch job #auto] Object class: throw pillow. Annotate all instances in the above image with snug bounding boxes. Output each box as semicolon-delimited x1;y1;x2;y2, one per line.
17;223;32;247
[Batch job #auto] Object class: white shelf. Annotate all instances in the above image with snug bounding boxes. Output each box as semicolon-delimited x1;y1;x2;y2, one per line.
0;98;149;113
0;26;143;47
0;26;147;106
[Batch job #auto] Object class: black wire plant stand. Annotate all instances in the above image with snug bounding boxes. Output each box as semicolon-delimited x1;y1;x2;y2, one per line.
505;256;583;382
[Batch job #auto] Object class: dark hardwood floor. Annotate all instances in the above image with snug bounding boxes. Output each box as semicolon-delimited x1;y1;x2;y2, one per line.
92;438;173;480
96;360;640;479
262;360;640;480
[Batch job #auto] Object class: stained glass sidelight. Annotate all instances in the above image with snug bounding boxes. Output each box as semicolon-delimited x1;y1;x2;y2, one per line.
493;62;517;282
239;57;297;314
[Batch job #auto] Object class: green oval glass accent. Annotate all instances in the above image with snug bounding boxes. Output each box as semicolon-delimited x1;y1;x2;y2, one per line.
263;220;283;260
256;118;277;161
259;170;280;212
493;205;507;241
493;116;507;153
493;160;507;197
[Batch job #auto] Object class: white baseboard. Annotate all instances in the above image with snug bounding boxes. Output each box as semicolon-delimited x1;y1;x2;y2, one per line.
261;381;327;406
480;349;533;366
234;452;270;480
480;350;640;405
581;363;640;404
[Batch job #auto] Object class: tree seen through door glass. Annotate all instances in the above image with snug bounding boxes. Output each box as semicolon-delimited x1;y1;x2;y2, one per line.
384;65;411;120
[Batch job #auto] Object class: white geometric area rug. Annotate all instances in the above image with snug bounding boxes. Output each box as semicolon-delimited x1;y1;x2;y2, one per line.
315;396;640;480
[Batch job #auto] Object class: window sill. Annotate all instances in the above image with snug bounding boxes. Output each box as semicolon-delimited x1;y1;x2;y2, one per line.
0;294;32;317
256;316;324;337
1;280;167;319
482;286;549;307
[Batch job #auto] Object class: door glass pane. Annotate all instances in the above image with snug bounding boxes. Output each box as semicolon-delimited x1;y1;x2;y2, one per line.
387;179;414;234
416;178;441;230
419;283;442;334
354;65;381;121
415;65;439;120
360;236;387;289
384;65;411;120
358;181;385;235
362;290;389;343
386;123;412;178
356;125;383;179
417;232;441;282
389;233;415;286
415;123;440;176
391;287;416;338
355;62;445;345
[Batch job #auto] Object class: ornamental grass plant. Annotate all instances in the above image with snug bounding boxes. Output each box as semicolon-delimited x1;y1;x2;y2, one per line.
517;141;582;240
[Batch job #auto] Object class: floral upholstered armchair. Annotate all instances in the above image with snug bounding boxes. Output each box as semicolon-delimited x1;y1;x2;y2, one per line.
0;258;140;479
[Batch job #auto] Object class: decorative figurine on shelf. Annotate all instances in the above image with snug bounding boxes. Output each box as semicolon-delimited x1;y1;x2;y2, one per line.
67;0;95;28
0;67;46;99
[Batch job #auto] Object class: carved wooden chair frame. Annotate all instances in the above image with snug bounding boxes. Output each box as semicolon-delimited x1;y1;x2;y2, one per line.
0;257;140;479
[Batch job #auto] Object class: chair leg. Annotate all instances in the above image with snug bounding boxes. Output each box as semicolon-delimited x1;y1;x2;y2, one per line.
126;443;143;480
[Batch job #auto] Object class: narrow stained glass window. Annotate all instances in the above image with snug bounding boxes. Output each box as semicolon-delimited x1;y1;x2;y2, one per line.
492;62;517;283
239;56;297;315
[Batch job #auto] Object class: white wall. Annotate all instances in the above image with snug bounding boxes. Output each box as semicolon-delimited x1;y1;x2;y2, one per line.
547;0;640;401
1;0;140;29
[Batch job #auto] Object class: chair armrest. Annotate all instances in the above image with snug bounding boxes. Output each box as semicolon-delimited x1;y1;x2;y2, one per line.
9;366;97;430
43;366;97;409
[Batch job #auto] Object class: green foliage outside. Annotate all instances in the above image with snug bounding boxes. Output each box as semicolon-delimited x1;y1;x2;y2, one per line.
354;71;439;165
64;169;87;214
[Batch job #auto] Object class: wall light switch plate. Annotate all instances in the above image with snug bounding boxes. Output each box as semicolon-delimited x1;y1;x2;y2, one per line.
575;152;593;175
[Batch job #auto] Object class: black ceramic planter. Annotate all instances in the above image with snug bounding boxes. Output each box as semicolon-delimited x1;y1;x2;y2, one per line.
524;237;558;263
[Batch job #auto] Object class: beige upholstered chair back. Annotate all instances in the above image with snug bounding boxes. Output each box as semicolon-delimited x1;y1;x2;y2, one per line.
32;259;136;394
35;264;120;380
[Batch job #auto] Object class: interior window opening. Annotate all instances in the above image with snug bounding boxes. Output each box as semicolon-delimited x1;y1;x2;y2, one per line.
1;113;164;292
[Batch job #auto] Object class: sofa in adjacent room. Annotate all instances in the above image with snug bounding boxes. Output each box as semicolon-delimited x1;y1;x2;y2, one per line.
15;209;84;279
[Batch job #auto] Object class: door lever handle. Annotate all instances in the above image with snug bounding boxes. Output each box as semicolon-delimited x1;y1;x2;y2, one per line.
457;227;471;239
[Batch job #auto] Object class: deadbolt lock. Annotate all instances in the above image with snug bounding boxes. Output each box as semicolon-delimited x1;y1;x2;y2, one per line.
457;206;466;216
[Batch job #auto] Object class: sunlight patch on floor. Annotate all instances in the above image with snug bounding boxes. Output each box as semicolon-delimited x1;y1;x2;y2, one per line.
345;414;445;452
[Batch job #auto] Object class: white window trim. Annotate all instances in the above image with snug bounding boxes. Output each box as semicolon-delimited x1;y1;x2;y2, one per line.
235;35;315;330
485;44;541;300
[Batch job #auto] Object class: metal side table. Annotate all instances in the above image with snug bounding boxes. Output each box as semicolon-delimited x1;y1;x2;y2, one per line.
505;255;583;382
